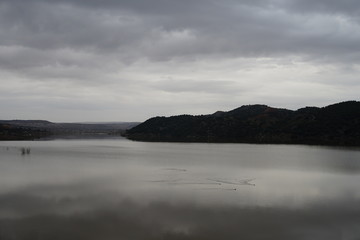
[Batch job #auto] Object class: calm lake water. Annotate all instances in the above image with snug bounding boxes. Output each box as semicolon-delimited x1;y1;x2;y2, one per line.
1;138;360;239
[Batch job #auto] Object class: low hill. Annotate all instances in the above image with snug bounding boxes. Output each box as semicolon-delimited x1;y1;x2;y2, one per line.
125;101;360;146
0;123;50;140
0;120;139;140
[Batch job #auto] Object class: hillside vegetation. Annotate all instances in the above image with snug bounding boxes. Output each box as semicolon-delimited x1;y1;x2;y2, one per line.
125;101;360;146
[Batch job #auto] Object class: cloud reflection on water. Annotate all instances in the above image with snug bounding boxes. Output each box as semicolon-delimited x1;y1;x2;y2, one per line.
1;141;360;239
0;190;360;240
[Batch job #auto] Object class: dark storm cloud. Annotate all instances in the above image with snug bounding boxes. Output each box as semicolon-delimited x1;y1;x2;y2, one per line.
1;0;360;66
285;0;360;16
0;1;147;51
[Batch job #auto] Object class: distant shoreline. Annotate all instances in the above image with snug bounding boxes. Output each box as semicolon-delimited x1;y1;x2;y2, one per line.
0;121;139;141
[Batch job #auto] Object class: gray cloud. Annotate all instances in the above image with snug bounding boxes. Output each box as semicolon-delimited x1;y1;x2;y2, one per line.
284;0;360;16
0;0;359;121
151;79;242;94
1;0;359;63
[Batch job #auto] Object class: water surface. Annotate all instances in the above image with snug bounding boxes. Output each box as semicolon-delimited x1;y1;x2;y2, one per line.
1;138;360;239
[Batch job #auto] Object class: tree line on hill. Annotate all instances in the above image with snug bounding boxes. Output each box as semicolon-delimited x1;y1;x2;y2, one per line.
125;101;360;146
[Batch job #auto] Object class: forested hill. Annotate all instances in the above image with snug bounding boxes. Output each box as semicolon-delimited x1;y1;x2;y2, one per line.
125;101;360;146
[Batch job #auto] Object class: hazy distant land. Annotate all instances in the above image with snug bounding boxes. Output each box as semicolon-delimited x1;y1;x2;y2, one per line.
125;101;360;146
0;120;139;140
2;101;360;146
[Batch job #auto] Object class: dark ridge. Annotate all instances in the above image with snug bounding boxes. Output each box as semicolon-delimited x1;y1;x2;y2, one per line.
125;101;360;146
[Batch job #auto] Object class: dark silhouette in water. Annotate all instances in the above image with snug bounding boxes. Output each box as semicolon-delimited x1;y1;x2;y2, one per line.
20;147;31;155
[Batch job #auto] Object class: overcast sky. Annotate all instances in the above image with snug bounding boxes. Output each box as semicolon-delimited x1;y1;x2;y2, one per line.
1;0;359;122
